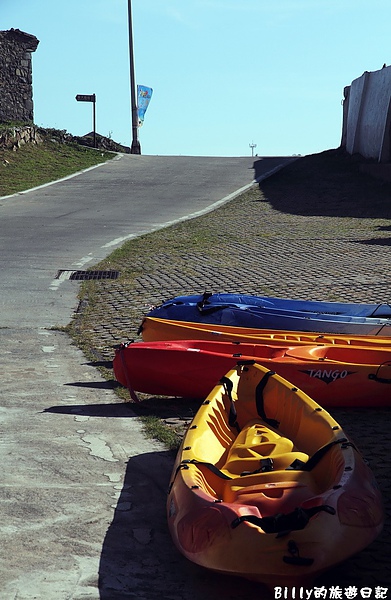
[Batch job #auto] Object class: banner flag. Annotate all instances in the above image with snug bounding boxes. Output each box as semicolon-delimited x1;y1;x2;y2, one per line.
137;85;153;127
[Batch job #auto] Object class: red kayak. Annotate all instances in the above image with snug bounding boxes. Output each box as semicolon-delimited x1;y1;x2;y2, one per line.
113;339;391;408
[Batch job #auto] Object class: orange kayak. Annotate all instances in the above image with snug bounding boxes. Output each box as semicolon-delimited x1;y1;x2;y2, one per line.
140;316;391;348
113;339;391;407
167;363;384;587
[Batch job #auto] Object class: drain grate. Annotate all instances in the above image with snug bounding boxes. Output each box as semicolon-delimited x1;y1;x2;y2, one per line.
56;269;120;281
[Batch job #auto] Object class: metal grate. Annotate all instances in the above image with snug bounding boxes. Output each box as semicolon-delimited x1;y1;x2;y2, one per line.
56;269;120;281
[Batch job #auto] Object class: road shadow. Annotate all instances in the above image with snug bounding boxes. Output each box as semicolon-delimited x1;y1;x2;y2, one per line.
103;403;391;597
98;450;271;600
84;360;114;369
44;402;138;418
44;395;202;425
354;237;391;246
64;380;119;390
98;440;390;600
254;149;391;220
252;156;298;183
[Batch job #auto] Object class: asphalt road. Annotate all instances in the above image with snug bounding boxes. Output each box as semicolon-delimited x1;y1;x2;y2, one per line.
0;154;293;599
0;154;290;328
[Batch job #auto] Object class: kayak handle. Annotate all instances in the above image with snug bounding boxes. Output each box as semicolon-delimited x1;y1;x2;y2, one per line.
368;361;391;384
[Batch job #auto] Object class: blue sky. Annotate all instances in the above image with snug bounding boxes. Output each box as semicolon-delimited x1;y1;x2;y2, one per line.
2;0;391;156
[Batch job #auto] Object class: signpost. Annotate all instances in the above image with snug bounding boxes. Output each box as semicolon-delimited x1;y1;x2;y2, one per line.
75;93;96;148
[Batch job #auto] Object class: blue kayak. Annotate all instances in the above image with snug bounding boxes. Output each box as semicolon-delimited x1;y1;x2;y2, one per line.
146;293;391;336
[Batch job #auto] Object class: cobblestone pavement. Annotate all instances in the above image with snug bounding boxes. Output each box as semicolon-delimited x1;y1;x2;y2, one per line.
73;150;391;595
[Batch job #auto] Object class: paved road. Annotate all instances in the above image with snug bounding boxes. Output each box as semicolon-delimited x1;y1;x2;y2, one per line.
0;154;293;599
0;154;290;328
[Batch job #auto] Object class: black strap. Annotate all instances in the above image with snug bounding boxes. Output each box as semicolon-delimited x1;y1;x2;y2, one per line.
240;458;274;476
196;291;213;310
255;371;280;428
305;437;350;470
287;438;350;471
368;362;391;384
196;292;249;315
180;457;276;480
283;540;314;565
370;303;391;318
181;459;233;480
117;345;141;403
220;376;240;433
197;303;236;315
368;373;391;384
187;438;354;481
167;458;233;494
173;437;355;489
231;504;336;534
376;323;391;336
167;462;190;493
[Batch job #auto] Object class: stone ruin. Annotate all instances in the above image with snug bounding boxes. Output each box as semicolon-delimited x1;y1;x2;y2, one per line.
0;31;130;153
0;28;39;124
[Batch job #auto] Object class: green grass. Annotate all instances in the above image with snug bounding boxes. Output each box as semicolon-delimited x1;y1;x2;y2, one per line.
140;415;182;451
0;131;114;196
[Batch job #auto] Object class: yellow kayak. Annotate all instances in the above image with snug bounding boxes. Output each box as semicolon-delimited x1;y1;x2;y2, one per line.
140;316;391;348
167;363;384;588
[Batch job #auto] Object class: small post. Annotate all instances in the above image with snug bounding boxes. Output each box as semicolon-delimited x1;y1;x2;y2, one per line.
249;141;257;157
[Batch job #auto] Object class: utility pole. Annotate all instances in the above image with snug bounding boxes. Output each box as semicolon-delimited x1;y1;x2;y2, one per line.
249;141;257;157
128;0;141;154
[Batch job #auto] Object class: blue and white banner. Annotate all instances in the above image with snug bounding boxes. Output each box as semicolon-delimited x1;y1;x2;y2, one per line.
137;85;153;127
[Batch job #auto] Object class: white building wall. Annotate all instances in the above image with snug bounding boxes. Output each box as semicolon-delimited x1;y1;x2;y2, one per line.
345;73;368;154
343;66;391;162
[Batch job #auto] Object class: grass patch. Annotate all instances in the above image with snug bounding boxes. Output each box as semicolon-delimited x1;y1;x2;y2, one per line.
0;133;114;196
140;415;182;451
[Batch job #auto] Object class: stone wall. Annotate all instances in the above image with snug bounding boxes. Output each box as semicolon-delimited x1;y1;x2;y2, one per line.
0;28;39;123
0;125;130;154
0;125;43;151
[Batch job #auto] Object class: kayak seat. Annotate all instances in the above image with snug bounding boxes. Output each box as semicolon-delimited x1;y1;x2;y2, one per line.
223;477;317;516
220;420;314;512
222;420;309;477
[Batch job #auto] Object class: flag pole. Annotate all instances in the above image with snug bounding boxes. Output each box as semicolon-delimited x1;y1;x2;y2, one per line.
128;0;141;154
